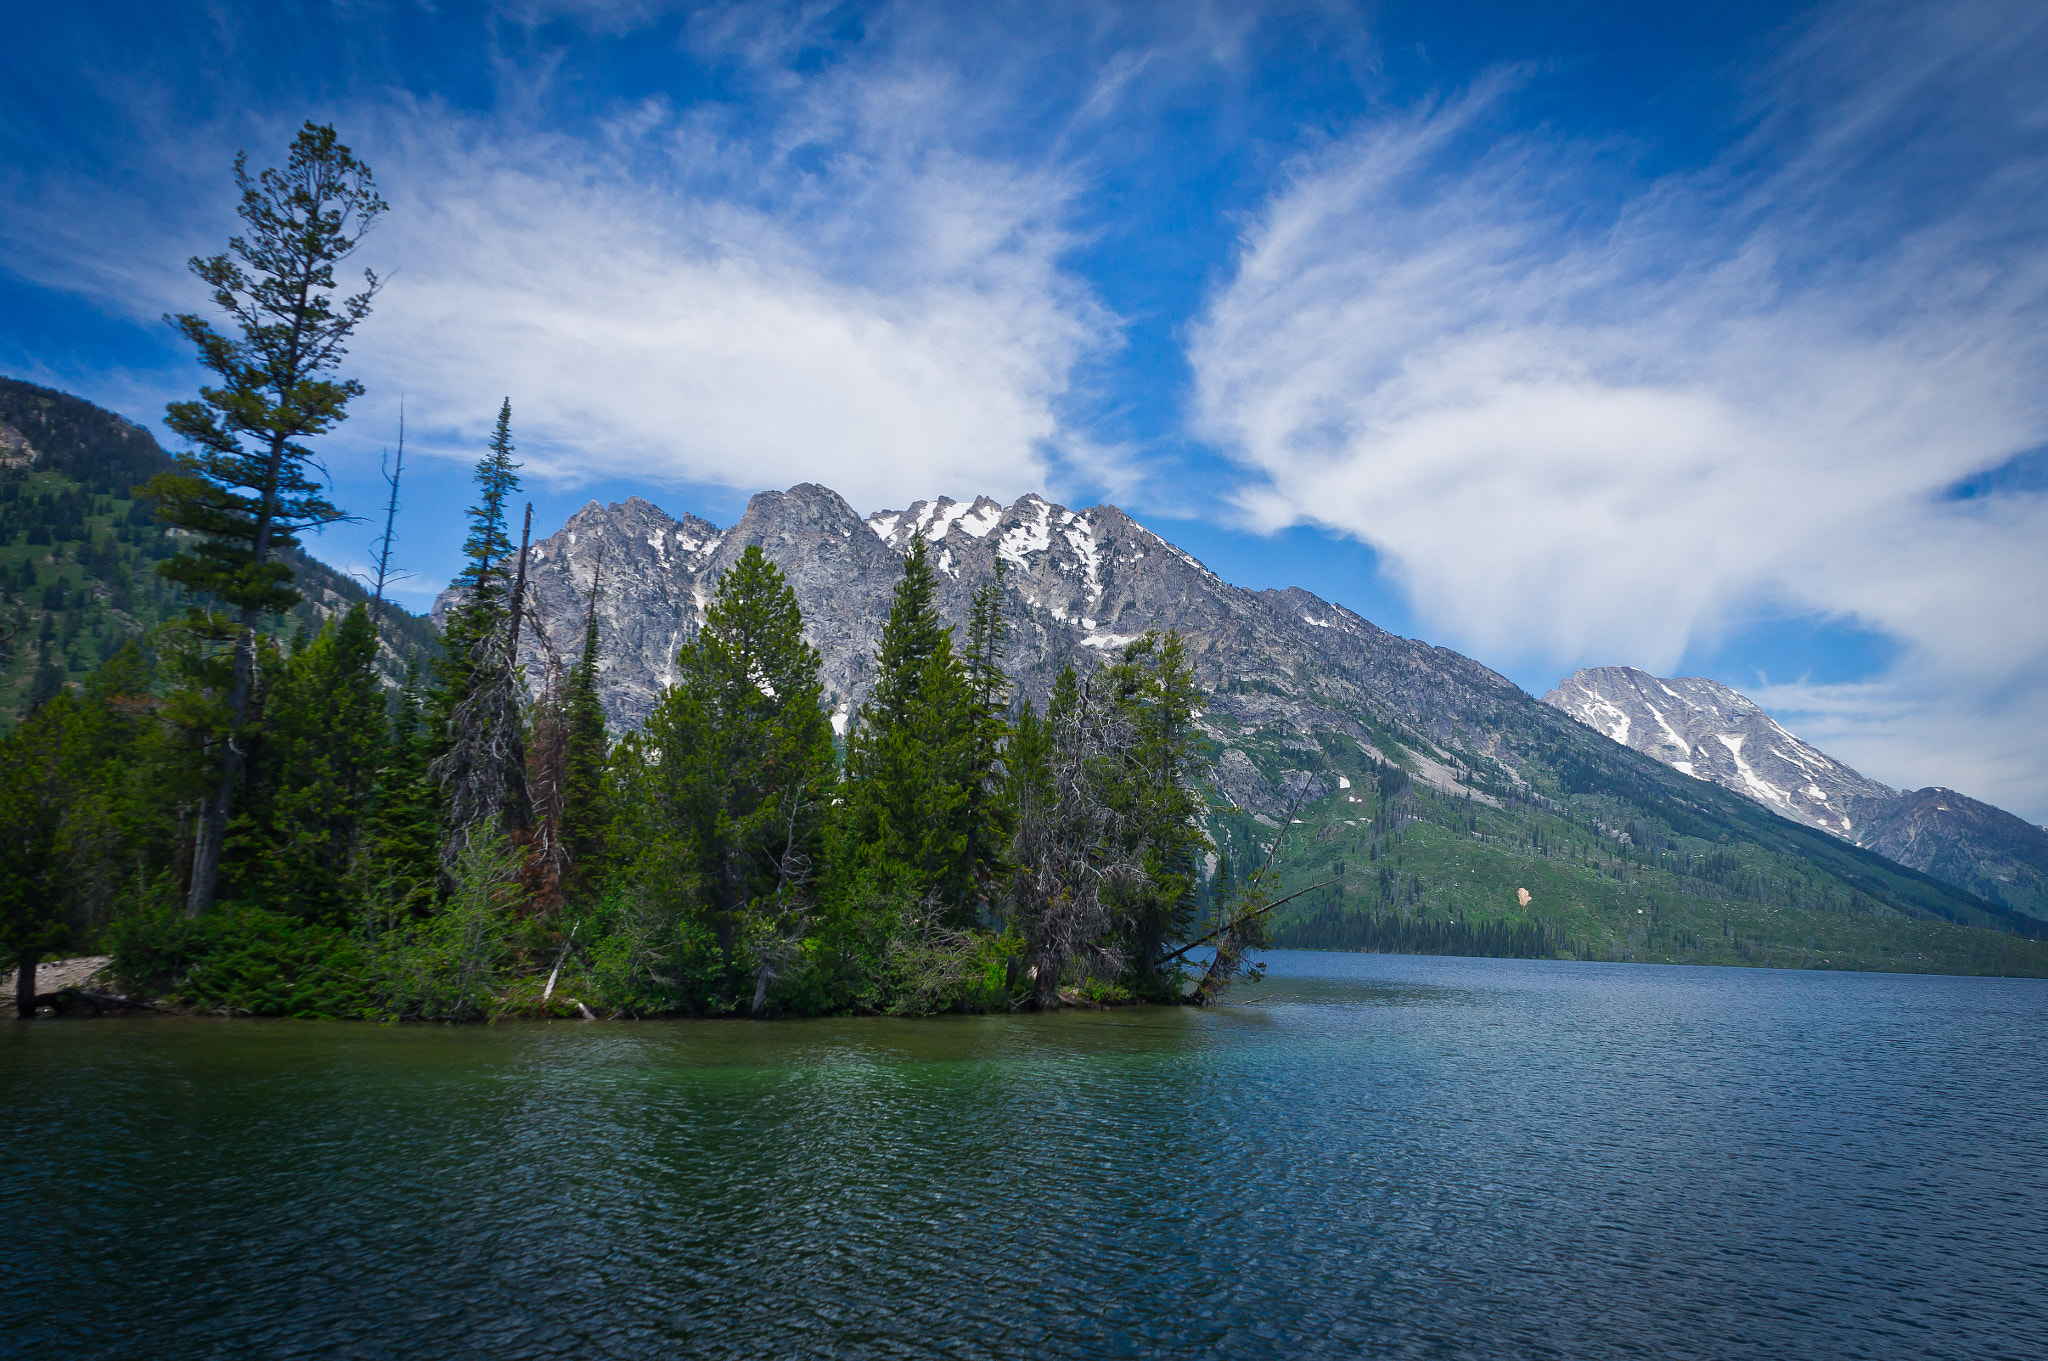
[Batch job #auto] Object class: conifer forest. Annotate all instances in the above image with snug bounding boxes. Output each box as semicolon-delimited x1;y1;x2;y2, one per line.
0;124;1275;1020
7;124;2046;1021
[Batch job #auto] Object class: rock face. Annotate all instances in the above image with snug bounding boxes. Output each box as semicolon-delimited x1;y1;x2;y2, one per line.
1543;666;2048;920
1851;789;2048;920
437;486;1538;813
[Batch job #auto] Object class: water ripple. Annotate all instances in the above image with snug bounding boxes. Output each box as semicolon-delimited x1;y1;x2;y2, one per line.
5;955;2045;1359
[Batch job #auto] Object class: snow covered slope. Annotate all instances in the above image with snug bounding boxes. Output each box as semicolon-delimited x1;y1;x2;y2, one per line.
1541;667;1891;837
1542;666;2048;920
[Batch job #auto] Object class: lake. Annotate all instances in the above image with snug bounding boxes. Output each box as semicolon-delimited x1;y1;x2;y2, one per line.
5;952;2044;1359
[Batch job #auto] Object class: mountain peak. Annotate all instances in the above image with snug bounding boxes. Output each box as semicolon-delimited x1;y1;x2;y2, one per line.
1543;665;1886;831
1543;665;2048;918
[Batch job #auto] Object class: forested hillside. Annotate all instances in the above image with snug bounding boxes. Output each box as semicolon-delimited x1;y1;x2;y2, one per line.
0;377;438;728
1240;755;2047;978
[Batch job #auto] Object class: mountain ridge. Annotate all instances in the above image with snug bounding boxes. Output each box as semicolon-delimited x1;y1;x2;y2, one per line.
1543;665;2048;921
444;484;2040;946
0;376;437;723
11;379;2041;973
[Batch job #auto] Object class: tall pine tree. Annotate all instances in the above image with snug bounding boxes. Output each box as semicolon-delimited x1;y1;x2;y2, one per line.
145;123;385;915
957;560;1015;909
1100;632;1211;993
558;559;610;900
842;538;991;921
430;404;532;875
367;658;441;913
610;546;835;1010
432;398;520;728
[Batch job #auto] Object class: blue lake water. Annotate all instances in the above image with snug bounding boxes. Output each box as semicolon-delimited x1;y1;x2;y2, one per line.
5;952;2044;1359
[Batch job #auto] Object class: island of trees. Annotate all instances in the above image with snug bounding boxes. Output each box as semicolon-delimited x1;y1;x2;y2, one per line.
1;125;1282;1020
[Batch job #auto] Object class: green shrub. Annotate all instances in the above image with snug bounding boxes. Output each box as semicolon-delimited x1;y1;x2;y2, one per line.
363;834;526;1020
578;885;726;1016
109;902;370;1018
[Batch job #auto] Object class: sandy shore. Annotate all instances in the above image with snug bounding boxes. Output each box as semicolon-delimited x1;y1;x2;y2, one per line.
2;955;114;998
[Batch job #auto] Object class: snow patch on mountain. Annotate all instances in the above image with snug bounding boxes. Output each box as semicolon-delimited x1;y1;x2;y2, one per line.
996;496;1054;565
1544;666;1886;837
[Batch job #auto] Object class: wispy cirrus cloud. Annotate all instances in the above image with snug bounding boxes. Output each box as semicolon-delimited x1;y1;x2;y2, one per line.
1188;1;2048;817
1;8;1116;513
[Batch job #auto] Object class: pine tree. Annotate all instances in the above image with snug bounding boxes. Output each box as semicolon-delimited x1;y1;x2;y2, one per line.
610;546;835;1011
1001;639;1212;1006
428;406;532;879
1;645;189;1010
367;658;441;913
232;604;387;924
526;555;608;907
432;494;534;875
957;562;1015;907
1004;663;1133;1007
558;562;610;900
432;399;520;729
1101;632;1212;992
842;538;990;919
142;123;385;916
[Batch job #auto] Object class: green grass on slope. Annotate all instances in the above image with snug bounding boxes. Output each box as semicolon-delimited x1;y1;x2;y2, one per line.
1211;740;2048;978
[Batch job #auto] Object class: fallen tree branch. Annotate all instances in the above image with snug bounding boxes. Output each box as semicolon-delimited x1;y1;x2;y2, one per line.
541;924;580;1003
1155;878;1337;970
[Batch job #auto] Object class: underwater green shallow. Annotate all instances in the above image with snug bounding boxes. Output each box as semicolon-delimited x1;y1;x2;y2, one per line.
6;951;2045;1359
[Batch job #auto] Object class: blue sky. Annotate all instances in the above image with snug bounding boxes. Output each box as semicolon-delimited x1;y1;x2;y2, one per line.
4;1;2046;821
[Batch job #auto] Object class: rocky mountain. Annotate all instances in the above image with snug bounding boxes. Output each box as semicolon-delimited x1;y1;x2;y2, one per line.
10;378;2041;970
1540;667;1892;836
447;485;1548;815
1543;666;2048;921
436;484;2046;955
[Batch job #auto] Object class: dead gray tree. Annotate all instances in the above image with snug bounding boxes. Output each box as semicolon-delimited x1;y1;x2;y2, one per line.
432;503;535;877
1007;672;1150;1009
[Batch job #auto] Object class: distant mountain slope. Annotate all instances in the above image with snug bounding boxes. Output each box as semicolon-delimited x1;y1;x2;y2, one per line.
1541;666;1892;835
0;377;439;723
1543;665;2048;921
439;486;2043;969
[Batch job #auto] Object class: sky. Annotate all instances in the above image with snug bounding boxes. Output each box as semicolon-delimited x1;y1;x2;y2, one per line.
4;0;2046;822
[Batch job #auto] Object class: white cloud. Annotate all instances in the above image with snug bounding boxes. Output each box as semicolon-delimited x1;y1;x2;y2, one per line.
1;44;1112;515
1189;3;2048;819
350;107;1105;512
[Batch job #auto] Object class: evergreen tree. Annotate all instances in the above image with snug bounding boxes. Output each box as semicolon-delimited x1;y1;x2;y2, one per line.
1001;640;1212;1006
842;538;988;920
142;123;385;916
232;604;387;924
0;646;189;1011
368;658;441;913
610;546;835;1010
0;700;69;1014
1004;663;1133;1007
958;562;1015;907
1101;632;1211;992
526;557;607;907
432;399;520;728
429;407;532;875
558;564;610;899
432;494;534;874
